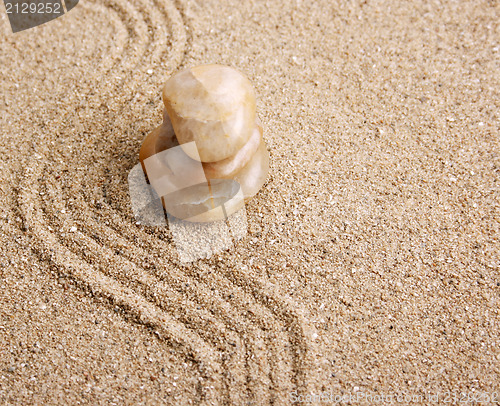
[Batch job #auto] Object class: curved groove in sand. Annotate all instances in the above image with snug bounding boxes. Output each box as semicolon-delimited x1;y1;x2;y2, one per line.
76;169;319;399
63;1;129;78
102;0;152;72
28;142;309;401
151;0;188;71
73;0;188;100
39;166;293;402
19;149;318;401
17;159;222;403
66;145;319;398
85;169;320;397
39;179;245;401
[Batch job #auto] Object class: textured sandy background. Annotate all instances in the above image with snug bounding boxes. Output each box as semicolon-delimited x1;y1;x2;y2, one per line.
0;0;499;404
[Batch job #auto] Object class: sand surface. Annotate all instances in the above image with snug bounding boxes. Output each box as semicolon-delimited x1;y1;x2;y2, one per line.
0;0;499;404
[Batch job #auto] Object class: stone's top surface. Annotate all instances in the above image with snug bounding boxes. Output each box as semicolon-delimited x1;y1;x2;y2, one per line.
162;64;256;163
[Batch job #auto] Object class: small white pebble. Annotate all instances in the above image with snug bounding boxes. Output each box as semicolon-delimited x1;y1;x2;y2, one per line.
312;332;318;340
147;69;153;74
70;226;77;232
61;209;66;214
478;122;484;126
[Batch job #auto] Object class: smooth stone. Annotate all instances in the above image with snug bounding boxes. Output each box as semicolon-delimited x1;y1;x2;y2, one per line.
226;138;269;199
202;119;262;179
163;179;245;222
162;64;256;162
139;117;178;174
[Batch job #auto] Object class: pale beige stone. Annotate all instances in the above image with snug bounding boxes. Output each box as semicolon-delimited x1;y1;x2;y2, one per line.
232;138;269;199
202;118;262;179
162;179;245;222
140;65;269;222
162;64;256;162
138;114;178;174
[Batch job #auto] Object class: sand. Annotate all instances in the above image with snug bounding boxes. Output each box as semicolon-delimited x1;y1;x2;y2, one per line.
0;0;499;404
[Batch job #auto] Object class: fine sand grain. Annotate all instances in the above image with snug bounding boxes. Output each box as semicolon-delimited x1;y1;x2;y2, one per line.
0;0;499;404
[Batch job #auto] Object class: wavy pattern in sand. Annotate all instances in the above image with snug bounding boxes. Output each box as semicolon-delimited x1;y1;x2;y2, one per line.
19;156;319;402
14;0;319;402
